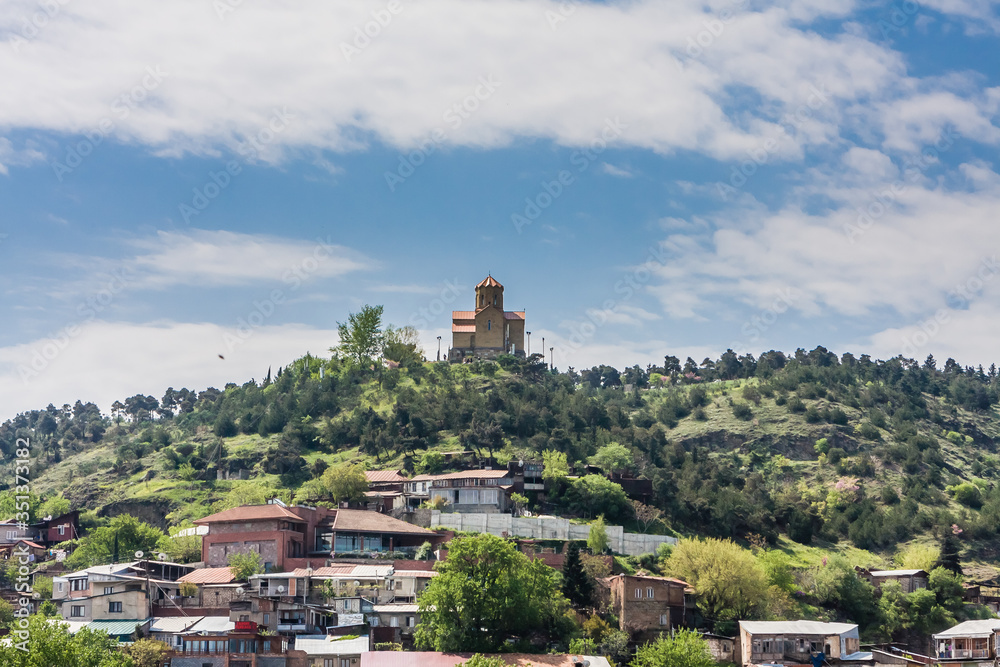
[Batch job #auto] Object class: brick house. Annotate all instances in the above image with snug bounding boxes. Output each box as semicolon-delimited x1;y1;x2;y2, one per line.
194;503;442;570
600;574;690;640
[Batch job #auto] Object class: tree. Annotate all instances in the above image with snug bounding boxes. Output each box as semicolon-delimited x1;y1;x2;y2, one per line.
463;656;508;667
542;450;569;480
631;628;717;667
321;464;370;503
562;541;594;606
897;543;940;571
0;599;13;630
162;525;205;563
938;534;963;574
65;514;167;569
665;537;771;625
383;325;424;366
590;442;632;475
334;304;385;367
632;500;664;533
415;533;569;652
124;638;171;667
587;516;611;554
0;614;132;666
565;475;630;521
38;495;71;519
510;492;529;516
228;551;264;580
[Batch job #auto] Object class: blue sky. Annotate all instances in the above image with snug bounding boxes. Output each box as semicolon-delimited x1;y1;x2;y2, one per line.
1;0;999;418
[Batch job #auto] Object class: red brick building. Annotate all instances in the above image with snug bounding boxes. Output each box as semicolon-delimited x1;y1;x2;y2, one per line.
600;574;691;641
194;503;442;571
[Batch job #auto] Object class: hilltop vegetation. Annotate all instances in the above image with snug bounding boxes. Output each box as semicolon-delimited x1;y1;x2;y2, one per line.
1;343;999;571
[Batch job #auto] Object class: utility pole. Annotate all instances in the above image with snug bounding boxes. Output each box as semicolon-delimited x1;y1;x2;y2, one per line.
526;332;531;356
436;336;442;362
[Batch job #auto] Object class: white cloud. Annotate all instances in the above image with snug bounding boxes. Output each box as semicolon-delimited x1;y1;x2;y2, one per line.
0;320;341;420
0;0;917;163
602;163;634;178
115;229;369;289
862;300;1000;366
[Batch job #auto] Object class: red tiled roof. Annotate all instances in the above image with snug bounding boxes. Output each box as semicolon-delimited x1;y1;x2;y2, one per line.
289;566;355;577
177;567;237;584
452;324;476;333
452;311;475;319
476;275;503;289
332;509;435;536
194;504;303;525
361;653;603;667
17;540;44;550
365;470;406;483
503;311;525;320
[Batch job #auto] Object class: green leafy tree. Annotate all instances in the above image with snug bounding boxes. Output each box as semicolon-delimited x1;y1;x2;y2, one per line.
665;537;771;624
415;533;569;652
562;541;594;606
334;304;385;367
38;495;71;519
631;627;717;667
510;492;529;516
566;475;630;521
228;551;265;580
33;575;53;600
0;614;133;666
383;325;424;366
0;599;13;629
542;450;569;480
590;442;632;475
462;656;508;667
897;543;940;571
124;639;171;667
587;516;611;554
65;514;167;569
321;464;370;503
162;524;205;563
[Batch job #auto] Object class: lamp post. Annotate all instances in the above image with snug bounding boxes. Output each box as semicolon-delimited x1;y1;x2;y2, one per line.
549;347;554;370
436;336;442;362
526;332;531;356
541;337;545;361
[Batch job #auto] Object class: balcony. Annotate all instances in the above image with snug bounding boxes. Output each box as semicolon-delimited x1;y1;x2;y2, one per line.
941;649;990;660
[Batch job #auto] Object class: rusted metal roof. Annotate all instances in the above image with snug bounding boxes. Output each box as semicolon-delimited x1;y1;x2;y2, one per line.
364;470;406;483
177;567;236;585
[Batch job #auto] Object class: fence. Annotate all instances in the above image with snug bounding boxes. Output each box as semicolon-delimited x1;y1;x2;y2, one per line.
429;511;677;556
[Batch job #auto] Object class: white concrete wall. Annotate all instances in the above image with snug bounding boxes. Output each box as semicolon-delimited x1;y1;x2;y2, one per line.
430;512;677;556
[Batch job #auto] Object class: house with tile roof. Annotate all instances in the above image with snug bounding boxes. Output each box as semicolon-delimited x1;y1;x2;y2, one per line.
450;275;526;362
194;503;443;570
407;469;514;513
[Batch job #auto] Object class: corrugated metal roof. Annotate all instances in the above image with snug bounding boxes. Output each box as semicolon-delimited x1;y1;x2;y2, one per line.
150;616;204;633
869;569;927;577
86;619;149;637
361;653;610;667
177;567;236;584
365;470;407;483
185;616;234;635
393;570;437;578
373;603;420;613
48;619;90;634
933;619;1000;639
296;635;369;656
739;620;858;635
409;470;511;482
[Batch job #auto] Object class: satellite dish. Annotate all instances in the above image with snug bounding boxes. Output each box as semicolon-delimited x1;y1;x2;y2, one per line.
134;551;144;559
157;553;167;561
277;585;286;593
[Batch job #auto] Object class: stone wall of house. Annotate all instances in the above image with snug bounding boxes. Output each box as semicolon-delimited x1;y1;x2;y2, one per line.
429;512;677;556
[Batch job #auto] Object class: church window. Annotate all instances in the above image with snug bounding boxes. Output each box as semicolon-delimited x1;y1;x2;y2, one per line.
488;320;491;331
493;294;497;305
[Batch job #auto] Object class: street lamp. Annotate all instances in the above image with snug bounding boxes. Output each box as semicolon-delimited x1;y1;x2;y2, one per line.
541;337;545;361
526;332;531;356
436;336;442;362
549;347;554;370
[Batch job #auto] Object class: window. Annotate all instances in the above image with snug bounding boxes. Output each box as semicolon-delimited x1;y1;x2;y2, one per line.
390;616;399;627
325;661;334;667
57;524;66;535
70;605;85;618
646;587;654;599
5;531;16;540
108;601;122;613
104;586;114;595
71;578;88;591
341;659;351;667
406;616;415;627
660;614;668;626
488;320;491;331
57;582;64;592
240;614;250;622
634;588;641;599
263;613;269;624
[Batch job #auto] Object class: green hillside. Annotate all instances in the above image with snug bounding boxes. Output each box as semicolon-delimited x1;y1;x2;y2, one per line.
2;347;999;577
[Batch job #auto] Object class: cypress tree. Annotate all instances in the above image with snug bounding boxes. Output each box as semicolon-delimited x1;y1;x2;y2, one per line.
562;541;594;607
939;534;963;575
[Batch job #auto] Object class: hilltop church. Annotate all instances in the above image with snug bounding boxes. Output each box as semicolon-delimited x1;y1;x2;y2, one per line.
450;275;525;362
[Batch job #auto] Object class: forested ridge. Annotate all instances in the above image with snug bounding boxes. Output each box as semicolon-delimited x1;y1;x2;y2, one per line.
2;345;1000;565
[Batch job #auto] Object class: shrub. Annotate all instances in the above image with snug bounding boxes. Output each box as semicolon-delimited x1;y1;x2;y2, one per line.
732;403;753;420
